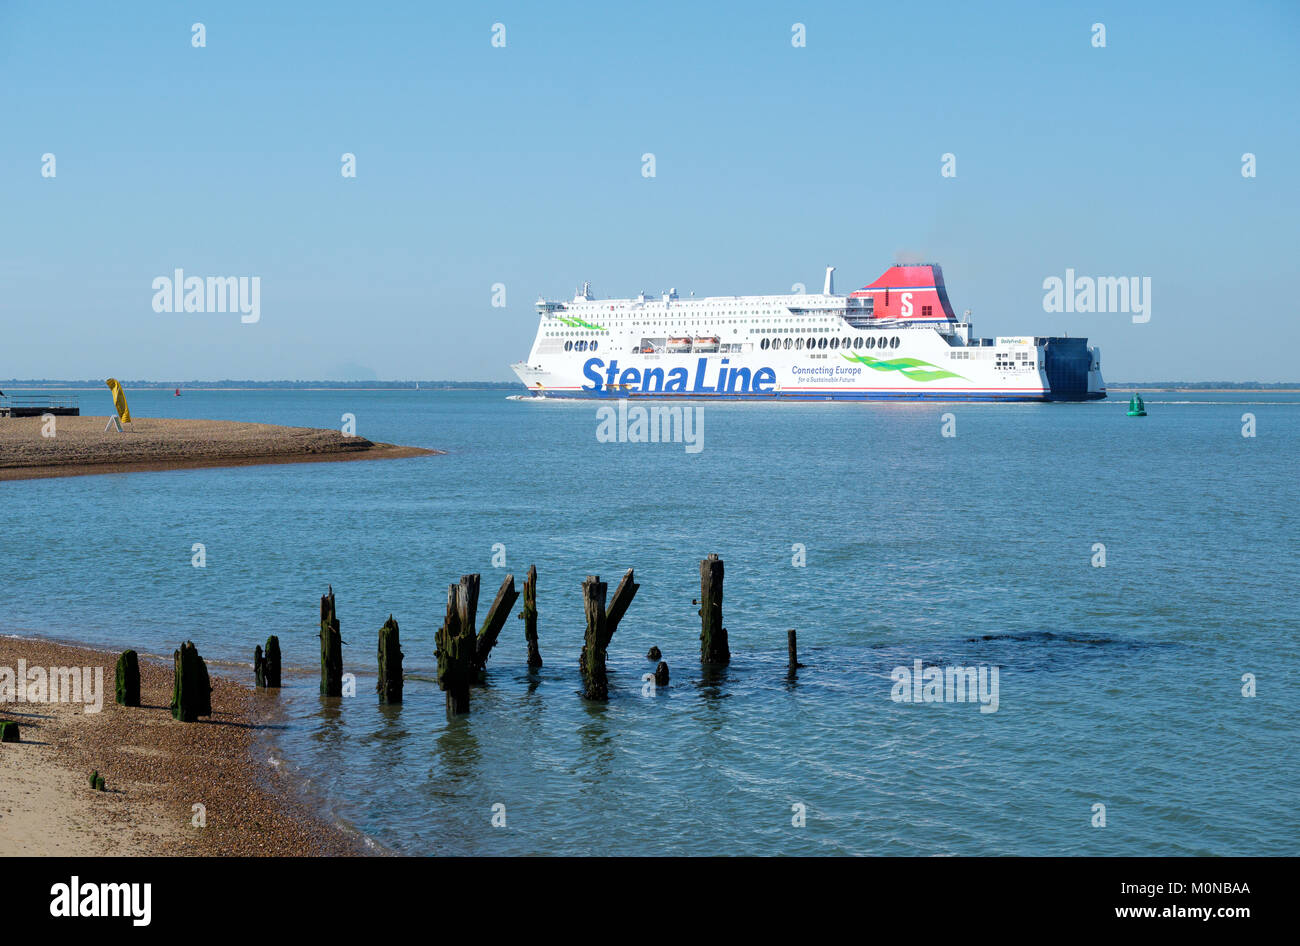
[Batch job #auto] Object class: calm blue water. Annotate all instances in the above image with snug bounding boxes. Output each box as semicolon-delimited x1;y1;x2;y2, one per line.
2;389;1297;855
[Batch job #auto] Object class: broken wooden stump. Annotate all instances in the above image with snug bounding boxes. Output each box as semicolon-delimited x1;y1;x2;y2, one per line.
605;568;639;639
252;642;282;689
698;554;730;666
579;575;610;700
263;635;281;688
654;661;669;686
319;586;343;697
646;645;662;661
475;573;519;673
170;640;212;722
787;629;804;670
521;564;542;668
114;650;140;707
0;721;19;743
377;614;403;704
436;575;480;715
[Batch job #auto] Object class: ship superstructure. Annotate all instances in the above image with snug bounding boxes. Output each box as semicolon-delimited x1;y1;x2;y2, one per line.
510;264;1105;401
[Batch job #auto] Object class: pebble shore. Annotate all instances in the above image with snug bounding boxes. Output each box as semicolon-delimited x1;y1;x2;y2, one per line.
0;636;369;856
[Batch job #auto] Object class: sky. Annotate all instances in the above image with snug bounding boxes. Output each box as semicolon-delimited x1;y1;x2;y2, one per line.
1;0;1297;382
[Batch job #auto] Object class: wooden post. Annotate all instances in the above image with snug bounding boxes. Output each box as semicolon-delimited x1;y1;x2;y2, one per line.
521;564;542;668
459;574;480;638
377;615;403;704
264;635;281;688
474;574;519;672
320;586;342;697
254;645;266;688
605;568;639;641
579;575;609;700
170;640;212;722
654;661;669;686
699;554;730;665
114;650;140;706
646;645;661;661
787;629;803;670
0;721;19;742
436;575;479;715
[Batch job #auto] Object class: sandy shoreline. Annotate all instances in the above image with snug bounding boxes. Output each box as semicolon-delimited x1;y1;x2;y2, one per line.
0;635;370;856
0;416;437;482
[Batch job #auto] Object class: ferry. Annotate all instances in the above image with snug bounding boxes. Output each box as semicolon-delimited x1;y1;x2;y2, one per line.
510;264;1105;401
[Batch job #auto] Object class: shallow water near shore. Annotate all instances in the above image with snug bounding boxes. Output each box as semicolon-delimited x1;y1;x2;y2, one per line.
2;389;1297;855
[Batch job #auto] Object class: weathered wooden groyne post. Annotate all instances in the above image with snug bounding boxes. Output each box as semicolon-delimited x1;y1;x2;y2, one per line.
474;574;519;673
255;635;282;688
0;721;19;742
436;574;480;715
606;568;640;639
171;640;212;722
787;629;803;671
319;586;343;697
699;554;730;666
579;575;610;700
578;568;639;701
115;650;140;707
377;615;403;704
521;564;542;668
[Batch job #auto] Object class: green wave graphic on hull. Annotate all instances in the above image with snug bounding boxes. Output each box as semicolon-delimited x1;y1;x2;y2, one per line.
556;316;606;331
839;352;967;382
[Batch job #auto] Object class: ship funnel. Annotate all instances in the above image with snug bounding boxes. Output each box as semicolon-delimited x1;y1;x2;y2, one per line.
824;266;835;295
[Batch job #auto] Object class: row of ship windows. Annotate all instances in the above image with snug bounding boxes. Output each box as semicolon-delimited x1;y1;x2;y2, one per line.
761;336;901;351
564;340;600;351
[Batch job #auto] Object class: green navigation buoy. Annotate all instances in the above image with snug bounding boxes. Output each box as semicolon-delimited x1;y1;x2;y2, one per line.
1126;393;1147;417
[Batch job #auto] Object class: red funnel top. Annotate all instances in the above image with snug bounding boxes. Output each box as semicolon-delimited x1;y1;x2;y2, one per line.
848;264;957;322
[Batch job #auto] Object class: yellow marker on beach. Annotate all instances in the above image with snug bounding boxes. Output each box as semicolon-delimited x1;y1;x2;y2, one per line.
105;378;131;423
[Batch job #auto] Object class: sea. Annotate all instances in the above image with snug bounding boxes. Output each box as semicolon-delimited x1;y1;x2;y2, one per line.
2;388;1297;855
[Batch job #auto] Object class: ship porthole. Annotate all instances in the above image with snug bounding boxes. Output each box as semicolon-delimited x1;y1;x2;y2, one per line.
890;336;900;349
565;341;573;351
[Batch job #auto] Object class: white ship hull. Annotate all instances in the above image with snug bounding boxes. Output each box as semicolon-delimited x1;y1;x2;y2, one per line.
511;264;1105;402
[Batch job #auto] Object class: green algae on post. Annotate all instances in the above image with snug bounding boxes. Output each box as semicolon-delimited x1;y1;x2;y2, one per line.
115;650;140;707
521;564;542;669
319;587;342;697
171;640;212;722
436;575;479;715
377;615;403;704
579;575;610;701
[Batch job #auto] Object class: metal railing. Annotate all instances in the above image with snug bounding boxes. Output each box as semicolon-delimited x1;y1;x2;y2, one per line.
1;395;80;409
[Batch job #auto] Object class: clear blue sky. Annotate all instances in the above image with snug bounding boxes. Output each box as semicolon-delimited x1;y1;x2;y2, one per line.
2;1;1297;381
